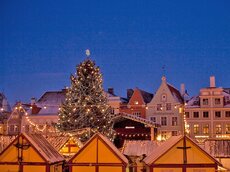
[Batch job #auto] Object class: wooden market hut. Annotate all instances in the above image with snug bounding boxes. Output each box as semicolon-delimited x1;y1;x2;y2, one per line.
0;133;65;172
143;135;222;172
68;133;128;172
45;134;83;159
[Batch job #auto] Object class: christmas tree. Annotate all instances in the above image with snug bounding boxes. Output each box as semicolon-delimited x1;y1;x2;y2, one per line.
57;50;115;141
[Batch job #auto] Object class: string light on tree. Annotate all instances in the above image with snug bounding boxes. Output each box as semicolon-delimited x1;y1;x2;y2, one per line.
57;50;115;141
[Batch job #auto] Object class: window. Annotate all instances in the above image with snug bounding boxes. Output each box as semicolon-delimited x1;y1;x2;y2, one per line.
150;117;156;123
203;111;209;118
172;117;178;126
203;98;208;105
203;124;209;134
161;94;167;102
185;112;189;118
215;98;221;105
161;117;167;126
215;124;222;134
226;124;230;134
215;111;221;118
134;101;139;105
9;125;14;132
166;103;171;110
193;112;199;118
157;104;162;111
225;111;230;117
133;112;141;117
193;124;199;134
172;131;177;136
14;125;19;132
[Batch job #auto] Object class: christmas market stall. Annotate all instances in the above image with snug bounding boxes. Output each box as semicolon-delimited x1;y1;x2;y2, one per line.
68;133;128;172
143;135;223;172
0;133;65;172
45;133;83;159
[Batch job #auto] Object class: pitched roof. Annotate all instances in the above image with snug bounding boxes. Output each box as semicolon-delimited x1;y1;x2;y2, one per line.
167;84;184;103
122;140;161;157
45;133;83;151
144;135;182;165
144;135;221;166
69;133;128;164
138;88;153;104
22;133;65;163
113;113;158;127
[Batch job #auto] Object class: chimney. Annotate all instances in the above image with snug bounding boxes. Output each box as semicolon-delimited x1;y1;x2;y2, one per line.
108;88;114;95
180;83;185;95
210;76;216;87
127;89;134;100
2;98;8;111
31;97;36;105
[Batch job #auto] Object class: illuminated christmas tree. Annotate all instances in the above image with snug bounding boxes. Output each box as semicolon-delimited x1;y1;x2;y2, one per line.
57;50;114;141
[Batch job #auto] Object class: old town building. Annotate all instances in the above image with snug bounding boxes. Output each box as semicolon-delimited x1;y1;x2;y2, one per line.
146;76;185;140
185;76;230;142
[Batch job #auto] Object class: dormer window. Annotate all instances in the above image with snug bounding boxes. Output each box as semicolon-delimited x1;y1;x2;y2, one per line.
161;94;167;102
202;98;208;105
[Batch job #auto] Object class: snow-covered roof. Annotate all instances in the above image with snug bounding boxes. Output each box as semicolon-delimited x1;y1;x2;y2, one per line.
167;84;184;103
45;133;83;151
185;96;200;108
122;140;161;157
22;133;65;163
114;113;158;127
0;135;16;153
37;90;66;105
144;135;182;165
144;135;221;166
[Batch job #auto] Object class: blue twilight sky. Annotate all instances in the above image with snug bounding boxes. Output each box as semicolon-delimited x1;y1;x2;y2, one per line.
1;0;230;105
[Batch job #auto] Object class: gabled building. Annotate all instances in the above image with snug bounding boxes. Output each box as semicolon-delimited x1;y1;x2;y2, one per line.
0;133;65;172
21;88;125;134
185;76;230;142
120;88;153;118
6;102;24;135
146;76;185;140
143;135;223;172
68;133;128;172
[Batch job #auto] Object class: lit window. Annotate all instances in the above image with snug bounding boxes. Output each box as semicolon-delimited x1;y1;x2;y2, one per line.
215;124;222;134
226;124;230;134
203;124;209;134
193;124;199;134
157;104;162;111
134;101;139;105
